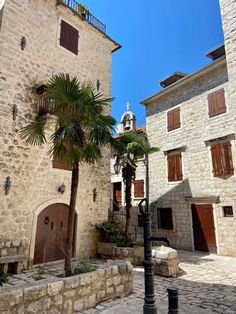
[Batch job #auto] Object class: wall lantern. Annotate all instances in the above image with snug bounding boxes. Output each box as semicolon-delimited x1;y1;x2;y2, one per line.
93;188;97;202
58;183;66;194
114;158;121;174
4;176;11;195
21;36;26;50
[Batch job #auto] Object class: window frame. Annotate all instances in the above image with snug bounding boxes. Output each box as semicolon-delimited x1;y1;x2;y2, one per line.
57;17;80;56
166;106;181;133
157;208;174;230
133;179;145;199
223;206;234;217
167;151;183;182
208;88;227;118
210;140;234;178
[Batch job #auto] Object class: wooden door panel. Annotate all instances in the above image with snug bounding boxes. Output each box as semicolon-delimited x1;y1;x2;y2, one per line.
113;182;122;211
191;204;217;253
34;203;75;264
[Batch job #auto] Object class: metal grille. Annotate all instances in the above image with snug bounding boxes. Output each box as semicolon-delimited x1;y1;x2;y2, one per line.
57;0;106;34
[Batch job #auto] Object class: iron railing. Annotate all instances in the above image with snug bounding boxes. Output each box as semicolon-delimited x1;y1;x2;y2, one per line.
57;0;106;34
38;94;54;116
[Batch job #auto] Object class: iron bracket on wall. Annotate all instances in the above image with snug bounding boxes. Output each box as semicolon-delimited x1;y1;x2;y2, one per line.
12;104;18;120
4;176;11;195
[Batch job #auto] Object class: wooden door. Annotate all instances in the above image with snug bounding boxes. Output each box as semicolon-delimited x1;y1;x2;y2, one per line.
113;182;122;211
191;204;217;253
34;203;76;264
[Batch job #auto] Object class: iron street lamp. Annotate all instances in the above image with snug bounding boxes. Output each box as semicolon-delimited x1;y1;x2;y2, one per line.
114;158;121;174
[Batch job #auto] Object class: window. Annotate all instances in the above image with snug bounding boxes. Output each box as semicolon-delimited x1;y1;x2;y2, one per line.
167;152;183;182
211;141;234;177
53;156;72;171
134;179;144;198
60;20;79;55
223;206;234;217
167;107;181;132
52;143;72;171
157;208;173;230
208;88;226;117
134;153;144;160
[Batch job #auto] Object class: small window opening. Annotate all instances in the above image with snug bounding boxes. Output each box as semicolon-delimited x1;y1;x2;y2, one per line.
223;206;233;217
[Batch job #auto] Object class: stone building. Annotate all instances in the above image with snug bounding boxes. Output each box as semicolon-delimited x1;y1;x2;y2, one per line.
0;0;120;271
141;0;236;256
110;103;146;241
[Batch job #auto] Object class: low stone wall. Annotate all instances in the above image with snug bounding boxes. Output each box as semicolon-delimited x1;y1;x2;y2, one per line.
0;261;133;314
97;242;144;265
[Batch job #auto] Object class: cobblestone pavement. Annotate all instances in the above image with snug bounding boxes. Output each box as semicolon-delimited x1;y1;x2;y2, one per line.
79;250;236;314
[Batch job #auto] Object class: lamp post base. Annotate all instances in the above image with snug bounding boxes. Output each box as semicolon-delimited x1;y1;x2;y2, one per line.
143;304;157;314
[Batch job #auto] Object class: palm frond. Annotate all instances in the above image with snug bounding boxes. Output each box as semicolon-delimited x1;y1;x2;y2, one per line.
82;143;101;164
19;117;46;145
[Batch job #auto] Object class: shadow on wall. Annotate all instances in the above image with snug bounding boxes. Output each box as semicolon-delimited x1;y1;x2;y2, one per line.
150;179;193;250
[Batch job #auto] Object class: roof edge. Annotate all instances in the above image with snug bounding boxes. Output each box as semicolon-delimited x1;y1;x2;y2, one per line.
140;56;226;105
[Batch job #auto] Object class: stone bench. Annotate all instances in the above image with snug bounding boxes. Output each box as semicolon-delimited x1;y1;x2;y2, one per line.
152;246;179;277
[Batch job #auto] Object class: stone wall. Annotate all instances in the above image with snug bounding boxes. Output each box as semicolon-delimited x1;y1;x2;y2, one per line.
146;58;236;256
0;0;118;266
0;261;133;313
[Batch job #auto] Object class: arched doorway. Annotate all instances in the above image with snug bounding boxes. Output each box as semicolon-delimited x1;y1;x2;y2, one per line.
33;203;76;264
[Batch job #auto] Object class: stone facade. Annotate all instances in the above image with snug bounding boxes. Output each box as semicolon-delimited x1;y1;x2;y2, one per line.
0;0;120;268
141;2;236;256
0;260;133;313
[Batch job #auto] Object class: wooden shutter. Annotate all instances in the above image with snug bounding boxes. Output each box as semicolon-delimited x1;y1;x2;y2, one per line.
53;157;72;171
60;20;79;55
208;89;226;117
222;141;234;175
167;107;180;131
167;152;182;181
134;180;144;198
175;153;183;181
167;154;175;181
211;143;223;177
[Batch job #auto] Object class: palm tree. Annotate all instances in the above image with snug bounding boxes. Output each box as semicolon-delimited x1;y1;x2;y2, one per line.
20;74;116;277
113;132;158;242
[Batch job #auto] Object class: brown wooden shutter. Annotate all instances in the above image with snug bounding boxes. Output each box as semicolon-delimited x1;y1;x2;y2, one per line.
60;20;79;55
175;153;183;181
134;180;144;198
215;89;226;115
53;157;72;171
167;108;180;132
208;89;226;117
222;141;234;175
167;110;174;132
168;153;182;181
211;143;223;177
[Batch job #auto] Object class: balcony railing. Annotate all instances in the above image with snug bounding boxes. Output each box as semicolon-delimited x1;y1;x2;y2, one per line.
57;0;106;34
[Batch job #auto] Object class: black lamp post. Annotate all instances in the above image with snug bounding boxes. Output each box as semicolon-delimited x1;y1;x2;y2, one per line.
139;152;170;314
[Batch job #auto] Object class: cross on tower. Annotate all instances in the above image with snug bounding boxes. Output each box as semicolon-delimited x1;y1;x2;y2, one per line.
126;102;131;111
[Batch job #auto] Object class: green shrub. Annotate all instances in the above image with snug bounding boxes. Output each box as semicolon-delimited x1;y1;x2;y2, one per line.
73;261;95;275
95;221;125;244
0;271;8;286
37;265;46;275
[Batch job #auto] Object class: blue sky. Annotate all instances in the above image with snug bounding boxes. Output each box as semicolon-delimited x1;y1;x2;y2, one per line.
83;0;224;126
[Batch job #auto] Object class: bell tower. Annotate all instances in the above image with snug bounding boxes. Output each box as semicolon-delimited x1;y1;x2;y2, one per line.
116;102;136;134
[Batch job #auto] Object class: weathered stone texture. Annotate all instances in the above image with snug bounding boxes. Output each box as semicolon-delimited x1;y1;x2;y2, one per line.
147;59;236;256
0;0;117;265
0;261;133;313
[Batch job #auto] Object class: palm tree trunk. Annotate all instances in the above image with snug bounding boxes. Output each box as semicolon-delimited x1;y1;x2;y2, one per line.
125;176;132;242
64;164;79;277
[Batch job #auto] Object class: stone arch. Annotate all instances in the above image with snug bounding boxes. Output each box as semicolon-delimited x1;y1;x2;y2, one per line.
29;197;77;267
